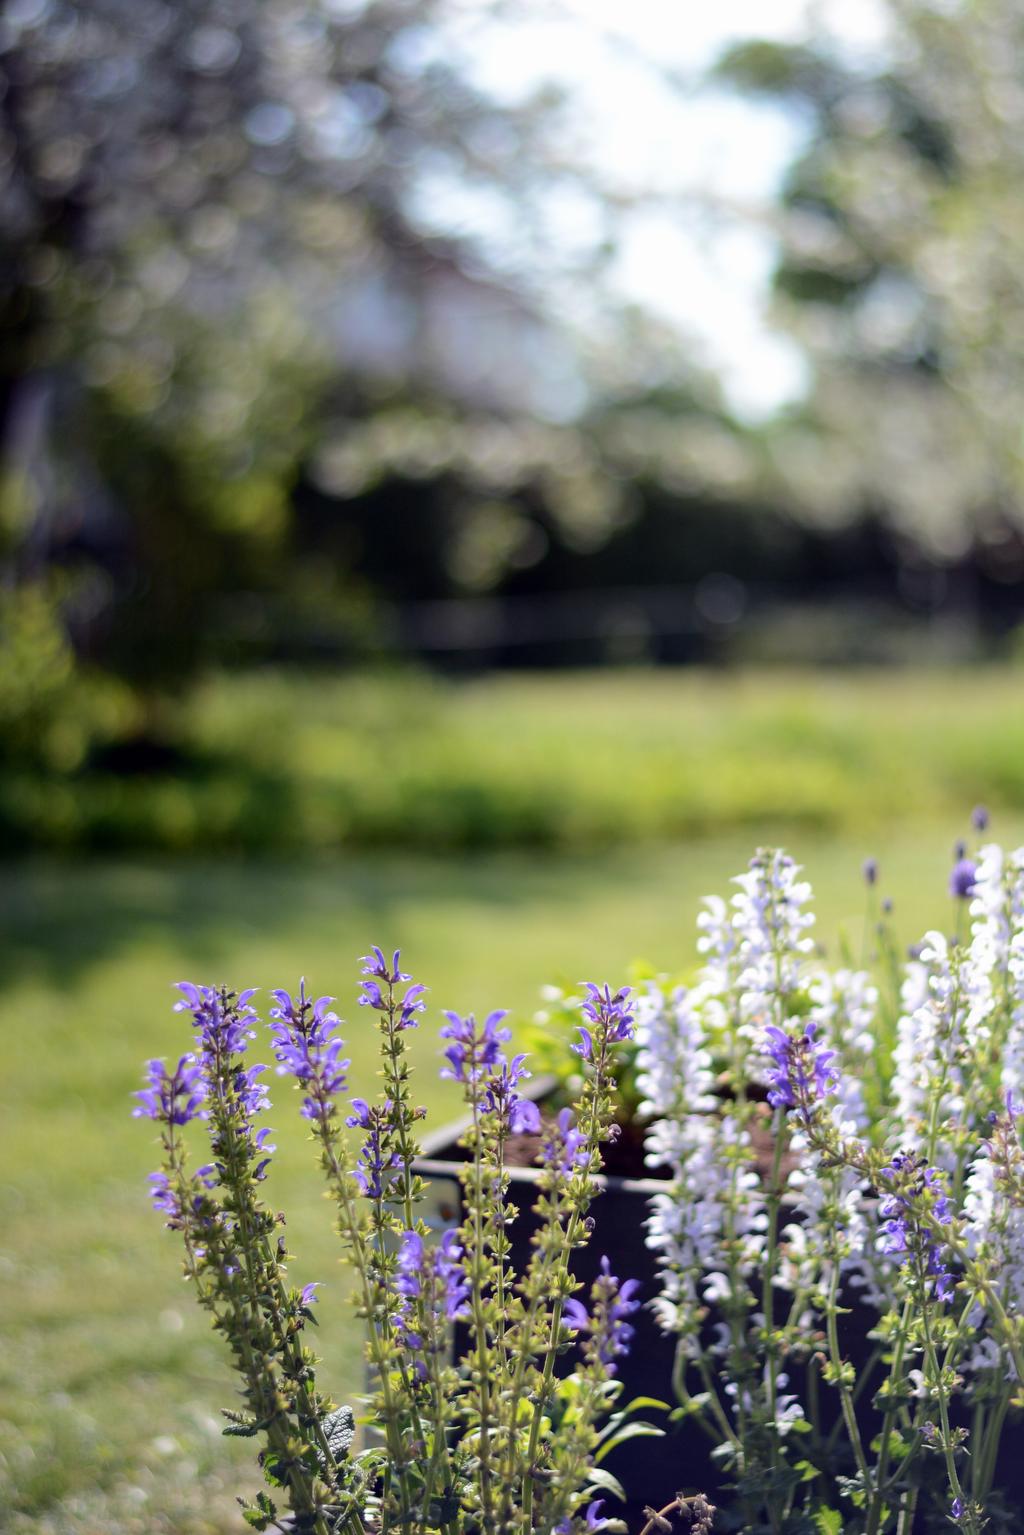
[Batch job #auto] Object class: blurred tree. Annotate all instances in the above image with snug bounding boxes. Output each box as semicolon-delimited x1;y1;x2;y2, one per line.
0;0;623;695
716;0;1024;574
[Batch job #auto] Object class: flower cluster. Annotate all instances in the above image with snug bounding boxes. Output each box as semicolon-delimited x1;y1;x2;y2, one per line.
640;831;1024;1535
439;1008;511;1082
393;1228;471;1345
564;1256;641;1376
573;982;636;1062
133;1053;206;1125
877;1151;956;1303
763;1020;837;1115
269;982;350;1121
359;946;426;1030
137;953;644;1535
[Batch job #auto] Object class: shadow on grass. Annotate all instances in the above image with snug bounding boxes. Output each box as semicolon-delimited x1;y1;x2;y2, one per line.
0;848;644;991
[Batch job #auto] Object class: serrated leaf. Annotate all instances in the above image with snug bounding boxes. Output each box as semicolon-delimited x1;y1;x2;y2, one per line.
814;1508;842;1535
320;1405;355;1466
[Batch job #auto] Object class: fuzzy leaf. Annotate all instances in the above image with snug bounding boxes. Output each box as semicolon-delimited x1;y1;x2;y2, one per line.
320;1406;355;1467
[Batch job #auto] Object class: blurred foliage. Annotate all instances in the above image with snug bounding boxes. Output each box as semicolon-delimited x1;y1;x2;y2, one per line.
0;581;136;771
4;665;1024;854
0;0;648;695
4;0;1024;769
717;0;1024;563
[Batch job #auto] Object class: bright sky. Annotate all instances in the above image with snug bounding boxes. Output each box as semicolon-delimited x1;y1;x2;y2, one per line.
425;0;891;418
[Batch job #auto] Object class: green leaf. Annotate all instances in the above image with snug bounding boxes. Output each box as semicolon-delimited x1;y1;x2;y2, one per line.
618;1396;670;1413
320;1406;355;1465
584;1467;627;1503
594;1422;664;1463
813;1508;843;1535
239;1492;277;1531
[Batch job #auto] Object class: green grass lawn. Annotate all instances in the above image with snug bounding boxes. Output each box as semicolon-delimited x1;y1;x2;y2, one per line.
10;664;1024;852
2;820;1016;1533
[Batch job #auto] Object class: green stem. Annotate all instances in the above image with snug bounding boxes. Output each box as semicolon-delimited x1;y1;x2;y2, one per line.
824;1258;872;1493
468;1087;495;1529
918;1262;974;1531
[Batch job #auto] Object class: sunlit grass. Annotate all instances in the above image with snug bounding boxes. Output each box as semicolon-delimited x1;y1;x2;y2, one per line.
8;665;1024;851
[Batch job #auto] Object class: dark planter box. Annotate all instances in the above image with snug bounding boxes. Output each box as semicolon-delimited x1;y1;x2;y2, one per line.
413;1080;697;1527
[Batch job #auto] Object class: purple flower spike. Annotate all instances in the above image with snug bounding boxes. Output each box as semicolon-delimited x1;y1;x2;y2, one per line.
134;1055;206;1126
358;946;426;1030
269;981;350;1122
439;1010;511;1084
569;1256;641;1376
581;982;636;1043
878;1152;956;1304
972;805;989;832
542;1108;589;1176
863;857;878;886
764;1021;837;1115
949;858;977;899
481;1052;541;1135
393;1228;469;1349
350;1100;402;1198
174;982;259;1063
395;1231;425;1299
360;946;411;986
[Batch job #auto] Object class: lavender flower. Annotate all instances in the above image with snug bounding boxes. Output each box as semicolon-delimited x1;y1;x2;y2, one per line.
763;1022;837;1115
564;1256;641;1375
878;1152;955;1303
346;1098;403;1198
439;1010;511;1083
863;857;879;886
148;1171;180;1216
950;858;978;900
269;982;350;1121
394;1228;470;1342
541;1107;589;1175
554;1502;610;1533
359;946;426;1029
972;806;989;833
572;983;635;1061
134;1054;206;1125
174;982;259;1062
481;1052;541;1135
